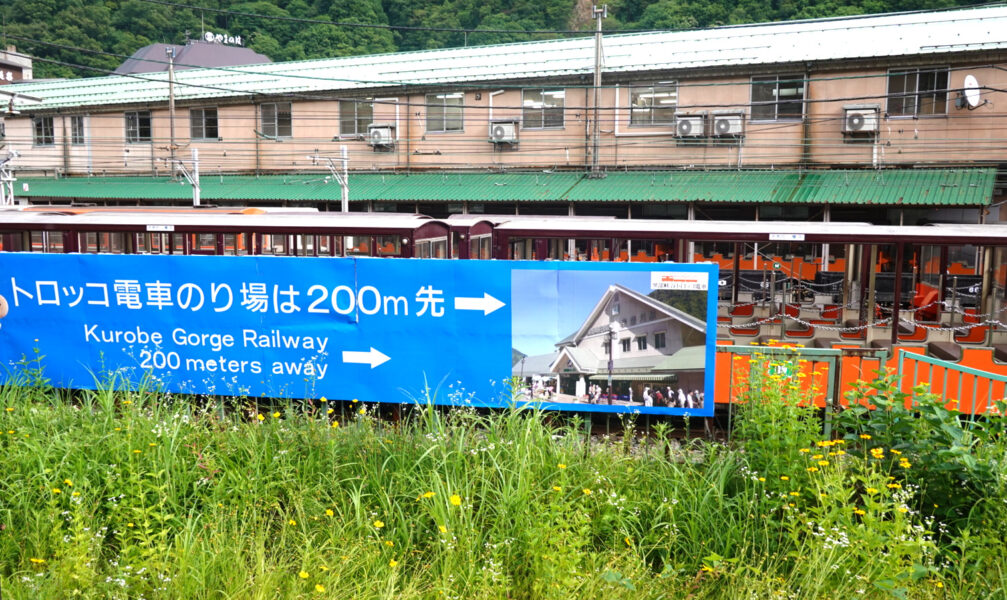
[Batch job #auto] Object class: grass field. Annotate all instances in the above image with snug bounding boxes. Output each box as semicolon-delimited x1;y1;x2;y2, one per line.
0;357;1005;599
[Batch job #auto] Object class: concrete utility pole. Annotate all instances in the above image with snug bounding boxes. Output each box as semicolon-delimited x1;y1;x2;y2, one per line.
166;46;176;176
590;4;607;177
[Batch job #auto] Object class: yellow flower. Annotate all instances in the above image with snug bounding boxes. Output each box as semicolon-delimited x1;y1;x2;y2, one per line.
352;399;359;404
887;483;902;489
71;491;80;497
327;408;334;415
389;559;398;567
29;557;45;564
897;507;909;513
385;540;394;547
320;397;328;403
331;421;339;428
788;492;799;498
854;509;866;516
811;454;824;460
450;494;462;506
889;449;902;455
780;476;790;481
4;407;12;412
557;463;566;469
358;408;366;415
866;487;879;494
582;488;592;495
758;477;766;482
257;414;265;421
438;525;447;534
624;536;632;547
63;479;73;486
299;570;310;579
127;522;134;528
806;467;818;472
373;520;385;529
421;491;436;499
701;565;714;573
798;448;810;453
289;519;297;526
817;460;828;466
52;487;61;494
133;450;141;454
123;400;132;405
272;412;281;419
859;434;872;440
325;509;334;517
315;584;326;593
149;442;156;447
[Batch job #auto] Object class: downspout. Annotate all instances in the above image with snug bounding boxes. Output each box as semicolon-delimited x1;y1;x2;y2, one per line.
488;90;505;121
800;64;811;169
254;102;261;176
376;97;400;170
60;115;69;175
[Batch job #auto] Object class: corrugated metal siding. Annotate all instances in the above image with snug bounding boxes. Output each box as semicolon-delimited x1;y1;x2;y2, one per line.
17;169;995;206
10;6;1007;111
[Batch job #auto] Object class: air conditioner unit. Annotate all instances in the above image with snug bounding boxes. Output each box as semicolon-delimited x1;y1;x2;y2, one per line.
842;105;879;135
674;114;706;138
712;112;744;137
489;120;518;144
367;123;395;148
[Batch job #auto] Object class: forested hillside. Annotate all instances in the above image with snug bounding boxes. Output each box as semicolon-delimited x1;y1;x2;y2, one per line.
3;0;985;78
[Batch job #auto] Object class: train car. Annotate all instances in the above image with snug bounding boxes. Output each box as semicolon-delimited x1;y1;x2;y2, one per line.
1;206;1004;412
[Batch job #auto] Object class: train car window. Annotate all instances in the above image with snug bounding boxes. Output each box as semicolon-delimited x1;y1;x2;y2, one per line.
30;231;44;252
103;232;125;254
430;238;447;259
345;236;370;256
172;234;185;254
295;235;315;256
376;235;402;257
47;231;64;253
80;232;99;253
546;239;566;260
469;235;492;260
509;239;533;260
138;233;169;254
262;234;288;255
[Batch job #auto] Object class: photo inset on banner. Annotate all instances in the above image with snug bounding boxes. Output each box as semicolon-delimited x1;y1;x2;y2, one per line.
511;268;712;415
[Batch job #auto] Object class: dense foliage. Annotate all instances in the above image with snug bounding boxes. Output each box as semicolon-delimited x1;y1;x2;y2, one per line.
0;350;1005;597
2;0;991;79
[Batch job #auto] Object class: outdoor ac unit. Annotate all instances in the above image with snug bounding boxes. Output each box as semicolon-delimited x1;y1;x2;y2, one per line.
842;106;879;135
489;120;518;144
712;113;744;137
367;124;395;148
674;114;706;138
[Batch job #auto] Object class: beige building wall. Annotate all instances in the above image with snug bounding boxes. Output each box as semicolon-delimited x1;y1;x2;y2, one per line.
6;59;1007;176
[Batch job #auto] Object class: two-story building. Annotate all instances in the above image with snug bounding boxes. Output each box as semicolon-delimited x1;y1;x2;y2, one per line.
2;6;1007;224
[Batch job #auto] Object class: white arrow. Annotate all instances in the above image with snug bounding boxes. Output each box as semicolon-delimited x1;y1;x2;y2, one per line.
342;347;390;369
454;293;505;315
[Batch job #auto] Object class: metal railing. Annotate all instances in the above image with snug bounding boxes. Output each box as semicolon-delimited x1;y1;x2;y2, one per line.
896;349;1007;415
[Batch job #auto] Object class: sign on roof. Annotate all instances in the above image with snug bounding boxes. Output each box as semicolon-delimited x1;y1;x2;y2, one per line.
0;255;716;416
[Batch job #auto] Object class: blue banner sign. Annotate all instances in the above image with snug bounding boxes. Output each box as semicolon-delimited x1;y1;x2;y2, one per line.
0;255;716;415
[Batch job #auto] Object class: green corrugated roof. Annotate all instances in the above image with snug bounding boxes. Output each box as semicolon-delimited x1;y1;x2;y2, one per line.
16;169;995;206
566;171;802;203
791;169;995;206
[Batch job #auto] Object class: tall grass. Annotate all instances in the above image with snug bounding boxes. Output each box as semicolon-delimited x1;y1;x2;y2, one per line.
0;362;1003;598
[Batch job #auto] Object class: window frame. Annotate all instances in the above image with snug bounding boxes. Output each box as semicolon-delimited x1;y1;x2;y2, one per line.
521;88;565;129
750;74;805;122
32;116;54;146
654;332;666;349
189;107;219;141
886;67;949;118
70;115;85;145
620;338;631;353
629;82;678;127
425;92;464;133
339;98;374;138
124;110;152;143
260;102;292;139
635;335;648;351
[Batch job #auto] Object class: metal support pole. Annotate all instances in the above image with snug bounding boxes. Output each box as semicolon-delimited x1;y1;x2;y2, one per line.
590;5;607;176
167;47;176;176
191;148;200;207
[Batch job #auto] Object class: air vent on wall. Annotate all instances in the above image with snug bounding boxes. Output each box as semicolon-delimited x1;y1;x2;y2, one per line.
674;114;706;138
489;120;518;144
367;123;395;149
712;112;744;137
842;105;879;136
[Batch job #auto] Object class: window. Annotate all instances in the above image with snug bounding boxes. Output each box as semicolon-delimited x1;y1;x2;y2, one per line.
339;99;373;137
190;107;219;140
522;89;565;128
636;335;648;351
426;93;463;132
630;82;677;126
125;111;152;143
70;116;85;145
260;102;292;138
621;338;631;353
887;68;948;117
654;332;666;349
751;74;804;121
32;116;54;145
602;340;611;355
629;315;637;326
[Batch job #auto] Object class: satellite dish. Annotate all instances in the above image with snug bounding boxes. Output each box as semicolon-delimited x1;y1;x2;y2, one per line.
963;74;981;109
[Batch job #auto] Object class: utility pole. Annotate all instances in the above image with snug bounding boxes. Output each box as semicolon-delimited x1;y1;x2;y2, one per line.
166;46;176;177
307;146;350;212
590;4;607;177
